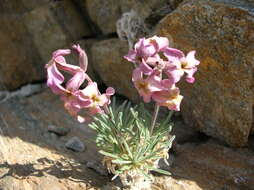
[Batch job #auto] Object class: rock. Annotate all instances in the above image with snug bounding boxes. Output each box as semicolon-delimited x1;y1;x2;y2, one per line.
154;176;203;190
84;0;169;34
0;89;107;189
91;38;139;101
169;0;184;9
48;125;70;136
0;0;92;91
86;161;108;176
0;91;9;102
65;136;85;152
170;140;254;190
156;0;254;147
0;15;44;90
10;84;45;98
171;118;200;144
22;0;92;63
0;0;49;14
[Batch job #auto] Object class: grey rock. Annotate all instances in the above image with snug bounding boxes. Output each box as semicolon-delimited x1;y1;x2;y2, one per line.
86;161;108;176
84;0;169;34
65;136;85;152
48;125;70;136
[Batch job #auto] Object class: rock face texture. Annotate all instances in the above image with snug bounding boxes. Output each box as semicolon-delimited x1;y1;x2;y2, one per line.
84;0;170;34
156;0;254;147
0;90;107;190
170;140;254;190
0;0;91;91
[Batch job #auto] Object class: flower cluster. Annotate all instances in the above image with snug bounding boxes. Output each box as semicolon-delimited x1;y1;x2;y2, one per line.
124;36;200;111
45;45;115;122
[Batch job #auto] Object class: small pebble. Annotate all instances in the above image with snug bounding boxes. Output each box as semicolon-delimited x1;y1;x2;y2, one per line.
86;161;108;176
65;136;85;152
48;125;70;136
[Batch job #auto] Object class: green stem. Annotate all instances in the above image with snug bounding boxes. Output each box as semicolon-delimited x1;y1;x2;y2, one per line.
150;104;160;134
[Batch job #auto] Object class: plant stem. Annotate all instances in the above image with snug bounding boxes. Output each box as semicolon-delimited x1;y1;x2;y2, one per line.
150;104;160;134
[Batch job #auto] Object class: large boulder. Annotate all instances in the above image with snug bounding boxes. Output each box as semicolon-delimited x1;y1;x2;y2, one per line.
170;140;254;190
156;0;254;146
84;0;170;34
0;15;43;90
91;38;139;101
0;0;92;91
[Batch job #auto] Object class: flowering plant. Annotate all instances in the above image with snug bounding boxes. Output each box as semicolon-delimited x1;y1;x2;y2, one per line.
45;36;199;190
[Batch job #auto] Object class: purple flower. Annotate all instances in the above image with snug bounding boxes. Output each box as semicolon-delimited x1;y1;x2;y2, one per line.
45;46;89;122
132;68;164;103
78;82;115;115
164;48;200;83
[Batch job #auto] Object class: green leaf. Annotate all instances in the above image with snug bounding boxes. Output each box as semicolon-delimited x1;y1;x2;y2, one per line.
112;159;132;164
99;150;119;159
148;167;171;176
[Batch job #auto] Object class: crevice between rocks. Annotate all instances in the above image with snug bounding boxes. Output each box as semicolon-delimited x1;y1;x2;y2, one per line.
0;82;46;104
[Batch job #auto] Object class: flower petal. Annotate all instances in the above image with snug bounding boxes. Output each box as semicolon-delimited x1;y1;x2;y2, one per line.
89;106;104;115
106;87;115;96
72;44;88;72
139;60;153;75
186;51;200;68
124;50;137;63
47;78;68;95
164;47;185;62
52;49;71;58
150;36;169;51
165;67;184;84
185;67;198;83
66;70;86;91
46;62;64;84
132;68;143;82
80;82;98;98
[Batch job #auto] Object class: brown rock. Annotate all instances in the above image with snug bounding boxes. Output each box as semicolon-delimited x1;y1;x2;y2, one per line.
156;0;254;147
22;0;92;63
84;0;169;34
0;0;49;14
0;0;92;91
169;0;184;10
0;15;43;90
0;89;107;189
171;140;254;190
91;38;139;101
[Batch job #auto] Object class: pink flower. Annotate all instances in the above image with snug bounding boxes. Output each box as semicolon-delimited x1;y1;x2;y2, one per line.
124;36;169;75
132;68;164;103
152;86;183;111
124;36;169;63
164;48;200;83
78;82;115;115
72;44;88;72
45;46;90;122
147;35;169;52
124;38;156;63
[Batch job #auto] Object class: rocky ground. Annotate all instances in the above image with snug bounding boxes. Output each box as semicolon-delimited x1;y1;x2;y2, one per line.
0;87;253;190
